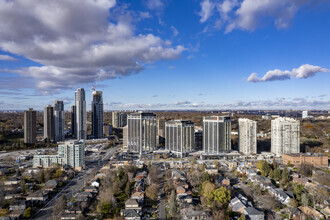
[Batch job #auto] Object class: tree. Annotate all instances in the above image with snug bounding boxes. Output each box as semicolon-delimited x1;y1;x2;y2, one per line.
293;184;305;203
201;181;215;204
301;193;309;207
23;207;32;218
287;198;298;219
281;167;290;183
261;161;271;177
268;169;274;179
238;214;246;220
96;201;112;218
125;181;130;197
213;187;231;208
273;168;282;181
168;190;178;218
146;183;159;200
298;164;313;177
256;160;270;177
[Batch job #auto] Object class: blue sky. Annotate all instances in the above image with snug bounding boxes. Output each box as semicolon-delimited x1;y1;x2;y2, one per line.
0;0;329;110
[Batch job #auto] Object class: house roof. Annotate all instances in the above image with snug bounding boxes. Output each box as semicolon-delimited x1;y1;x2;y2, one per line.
122;209;140;217
125;199;139;206
131;192;144;198
244;207;264;216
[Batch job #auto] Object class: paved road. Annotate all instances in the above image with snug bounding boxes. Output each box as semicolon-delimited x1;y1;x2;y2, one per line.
33;146;118;219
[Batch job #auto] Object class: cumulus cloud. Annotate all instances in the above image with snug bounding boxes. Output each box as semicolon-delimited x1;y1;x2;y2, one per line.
247;64;329;82
0;55;17;61
198;0;322;32
0;0;185;92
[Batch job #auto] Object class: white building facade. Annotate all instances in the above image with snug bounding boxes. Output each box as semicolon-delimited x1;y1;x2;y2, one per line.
33;140;85;170
271;117;300;157
238;118;257;155
75;88;87;140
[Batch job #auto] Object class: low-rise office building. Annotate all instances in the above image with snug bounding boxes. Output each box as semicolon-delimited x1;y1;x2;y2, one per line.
283;153;328;168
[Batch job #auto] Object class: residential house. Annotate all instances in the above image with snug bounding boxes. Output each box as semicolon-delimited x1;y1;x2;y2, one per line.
230;197;249;214
9;200;27;211
172;170;186;181
131;192;144;204
121;209;141;220
243;207;264;220
125;199;142;210
176;186;186;195
205;168;218;174
271;189;291;205
246;169;257;179
181;205;211;220
218;176;230;186
4;178;20;186
45;179;58;188
84;186;98;194
26;190;49;203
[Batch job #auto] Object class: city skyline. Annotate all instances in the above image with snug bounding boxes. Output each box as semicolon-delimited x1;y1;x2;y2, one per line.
0;0;330;110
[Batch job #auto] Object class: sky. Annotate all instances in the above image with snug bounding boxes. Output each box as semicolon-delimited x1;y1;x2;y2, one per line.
0;0;330;111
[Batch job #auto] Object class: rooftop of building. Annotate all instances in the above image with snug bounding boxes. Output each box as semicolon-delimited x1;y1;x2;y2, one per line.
166;120;194;126
203;115;231;121
284;153;327;158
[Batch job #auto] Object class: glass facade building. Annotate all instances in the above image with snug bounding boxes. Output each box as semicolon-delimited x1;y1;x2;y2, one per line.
203;116;231;154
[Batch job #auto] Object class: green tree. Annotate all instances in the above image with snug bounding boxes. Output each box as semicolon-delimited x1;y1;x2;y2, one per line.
96;201;112;218
268;169;274;179
261;161;271;177
281;167;290;183
256;160;270;177
213;187;231;208
23;207;32;218
293;184;305;203
301;193;309;207
238;213;246;220
201;181;215;204
273;168;282;181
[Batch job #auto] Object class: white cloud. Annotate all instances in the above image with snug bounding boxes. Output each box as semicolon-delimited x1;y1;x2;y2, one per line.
0;55;17;61
0;0;185;93
199;0;215;23
199;0;322;32
247;64;329;82
146;0;165;11
170;26;179;36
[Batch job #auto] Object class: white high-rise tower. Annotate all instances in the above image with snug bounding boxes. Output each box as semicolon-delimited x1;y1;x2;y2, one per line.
238;118;257;155
75;88;87;140
271;117;300;157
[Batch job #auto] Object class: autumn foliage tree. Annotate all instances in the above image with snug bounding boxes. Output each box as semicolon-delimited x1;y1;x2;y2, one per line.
146;183;159;200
